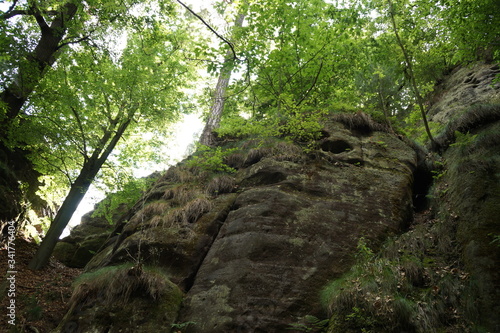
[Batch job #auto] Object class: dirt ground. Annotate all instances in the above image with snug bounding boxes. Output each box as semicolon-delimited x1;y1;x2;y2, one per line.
0;238;82;333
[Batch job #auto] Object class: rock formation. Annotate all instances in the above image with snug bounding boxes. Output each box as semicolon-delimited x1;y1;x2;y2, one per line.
55;62;499;333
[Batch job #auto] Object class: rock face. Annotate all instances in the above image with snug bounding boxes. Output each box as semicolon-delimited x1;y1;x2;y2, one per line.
56;115;418;333
440;118;500;331
177;121;416;332
53;210;118;268
56;62;500;333
428;62;500;123
428;63;500;332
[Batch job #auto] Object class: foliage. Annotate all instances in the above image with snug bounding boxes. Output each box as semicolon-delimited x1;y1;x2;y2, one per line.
171;321;197;330
450;131;478;148
228;0;369;120
92;176;157;225
186;145;238;174
322;223;472;332
490;234;500;247
1;0;498;268
437;0;500;63
288;315;329;332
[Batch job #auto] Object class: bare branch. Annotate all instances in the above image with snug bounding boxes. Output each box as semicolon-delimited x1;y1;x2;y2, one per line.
70;106;89;159
57;35;92;50
296;60;324;107
0;0;19;19
2;9;28;19
176;0;239;61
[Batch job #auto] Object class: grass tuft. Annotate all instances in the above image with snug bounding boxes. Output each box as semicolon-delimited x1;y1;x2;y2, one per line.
162;185;198;206
434;103;500;151
331;112;392;135
206;175;235;196
69;264;175;308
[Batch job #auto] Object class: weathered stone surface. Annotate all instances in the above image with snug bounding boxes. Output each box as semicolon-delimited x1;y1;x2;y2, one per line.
438;121;500;331
53;210;116;268
423;63;500;331
428;62;500;124
85;193;238;290
59;115;418;332
177;123;417;332
56;265;183;333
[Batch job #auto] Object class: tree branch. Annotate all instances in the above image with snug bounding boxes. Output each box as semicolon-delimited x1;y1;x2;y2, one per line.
28;2;49;32
296;59;323;107
387;0;435;146
2;10;27;19
1;0;19;19
57;35;92;50
70;106;88;159
176;0;239;61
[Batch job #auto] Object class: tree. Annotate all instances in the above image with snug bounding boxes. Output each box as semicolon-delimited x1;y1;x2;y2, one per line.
211;0;370;141
437;0;500;63
197;1;246;146
386;0;435;145
0;0;159;226
0;0;78;127
27;16;198;269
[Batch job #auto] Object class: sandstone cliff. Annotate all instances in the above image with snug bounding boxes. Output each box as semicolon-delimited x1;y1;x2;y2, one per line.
55;63;499;333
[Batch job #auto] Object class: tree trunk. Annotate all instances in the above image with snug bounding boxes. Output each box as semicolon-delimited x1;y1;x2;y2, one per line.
27;171;94;270
199;11;245;146
199;60;233;146
387;0;436;146
0;2;78;128
28;117;132;270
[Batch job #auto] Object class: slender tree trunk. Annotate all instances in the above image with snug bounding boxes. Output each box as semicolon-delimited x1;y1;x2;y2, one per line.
199;57;234;146
0;2;78;128
199;12;245;146
28;171;95;270
387;0;436;146
377;77;394;131
29;117;132;270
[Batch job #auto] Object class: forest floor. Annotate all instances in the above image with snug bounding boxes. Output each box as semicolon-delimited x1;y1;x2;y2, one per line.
0;238;82;333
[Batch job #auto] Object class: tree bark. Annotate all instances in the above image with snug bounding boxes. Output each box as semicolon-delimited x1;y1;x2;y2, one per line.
28;117;132;270
0;2;78;128
199;11;246;146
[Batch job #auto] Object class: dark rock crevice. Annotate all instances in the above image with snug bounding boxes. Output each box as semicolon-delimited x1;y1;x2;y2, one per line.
181;193;240;292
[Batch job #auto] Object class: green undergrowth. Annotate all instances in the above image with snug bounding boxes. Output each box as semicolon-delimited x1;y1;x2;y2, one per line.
321;220;474;333
92;175;158;225
215;107;328;146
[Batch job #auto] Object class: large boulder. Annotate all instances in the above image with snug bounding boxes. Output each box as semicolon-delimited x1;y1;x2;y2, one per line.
53;208;119;268
428;64;500;331
176;120;417;332
57;114;418;333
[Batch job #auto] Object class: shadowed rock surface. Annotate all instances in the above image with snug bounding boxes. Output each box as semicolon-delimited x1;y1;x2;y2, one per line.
55;116;418;333
54;63;500;333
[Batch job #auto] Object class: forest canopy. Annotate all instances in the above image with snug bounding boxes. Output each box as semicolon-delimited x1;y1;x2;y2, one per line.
0;0;498;268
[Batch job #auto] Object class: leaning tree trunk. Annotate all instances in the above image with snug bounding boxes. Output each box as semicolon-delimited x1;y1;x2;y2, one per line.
28;117;131;270
27;171;95;270
199;12;246;146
